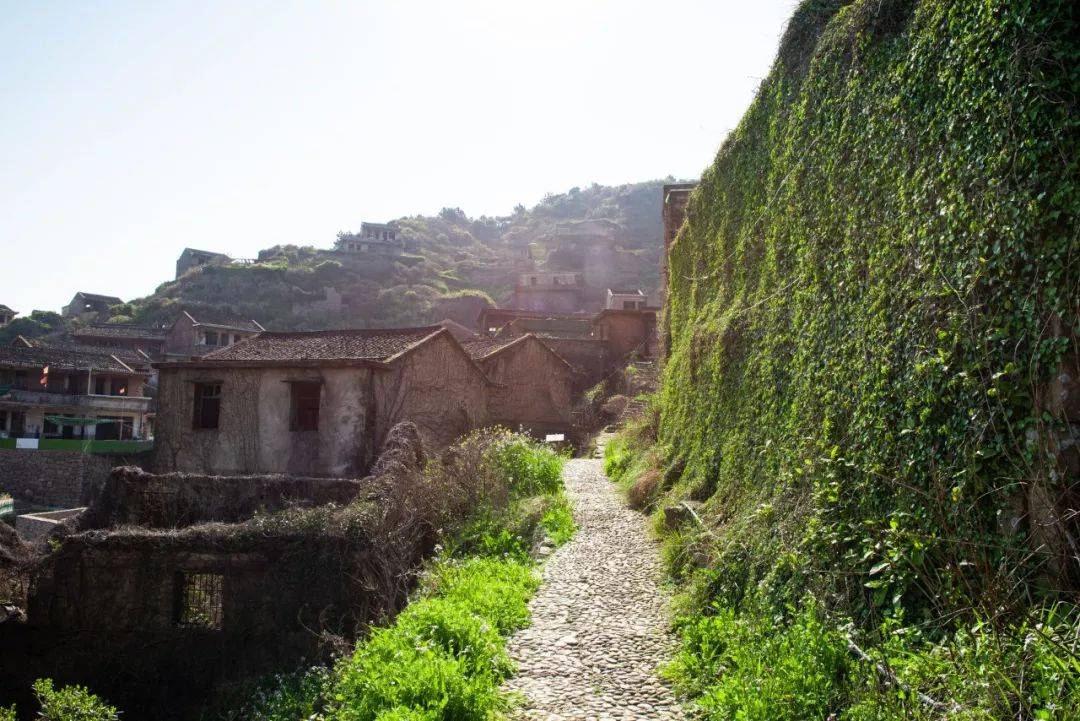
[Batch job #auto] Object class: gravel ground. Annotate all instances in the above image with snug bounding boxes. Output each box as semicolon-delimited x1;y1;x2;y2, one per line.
503;458;687;721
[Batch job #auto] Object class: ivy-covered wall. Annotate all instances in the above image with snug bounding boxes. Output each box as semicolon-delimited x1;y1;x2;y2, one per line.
662;0;1076;621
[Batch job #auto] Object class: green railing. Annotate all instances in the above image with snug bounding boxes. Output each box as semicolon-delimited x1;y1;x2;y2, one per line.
0;438;152;453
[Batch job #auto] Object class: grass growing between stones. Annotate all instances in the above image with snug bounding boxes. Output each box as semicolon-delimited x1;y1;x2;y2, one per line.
236;432;573;721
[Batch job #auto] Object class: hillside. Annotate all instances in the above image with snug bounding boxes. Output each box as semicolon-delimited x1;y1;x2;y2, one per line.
610;0;1078;718
116;179;679;331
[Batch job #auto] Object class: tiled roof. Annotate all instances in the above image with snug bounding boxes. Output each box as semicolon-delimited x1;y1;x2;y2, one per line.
0;304;15;314
181;310;264;332
200;327;442;364
499;317;595;339
462;335;575;372
0;342;145;374
72;324;166;340
461;337;517;359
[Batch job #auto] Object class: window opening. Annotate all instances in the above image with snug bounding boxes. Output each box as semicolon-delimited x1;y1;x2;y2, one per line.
193;383;222;429
175;572;223;629
290;381;321;431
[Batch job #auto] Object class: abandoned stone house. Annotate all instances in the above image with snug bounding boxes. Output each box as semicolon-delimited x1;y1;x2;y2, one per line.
513;271;584;314
338;222;404;255
462;334;574;435
70;323;167;358
61;292;123;321
164;310;265;359
152;326;489;476
0;305;16;328
175;248;231;279
0;340;153;441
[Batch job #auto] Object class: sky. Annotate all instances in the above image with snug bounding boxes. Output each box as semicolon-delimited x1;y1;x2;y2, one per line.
0;0;799;314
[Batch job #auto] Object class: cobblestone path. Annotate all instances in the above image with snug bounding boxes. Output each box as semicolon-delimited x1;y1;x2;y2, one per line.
504;458;686;721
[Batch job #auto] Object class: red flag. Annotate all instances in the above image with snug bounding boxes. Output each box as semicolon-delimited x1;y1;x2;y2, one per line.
40;365;49;387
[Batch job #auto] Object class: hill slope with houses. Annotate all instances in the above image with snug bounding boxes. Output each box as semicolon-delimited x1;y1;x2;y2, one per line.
35;179;680;339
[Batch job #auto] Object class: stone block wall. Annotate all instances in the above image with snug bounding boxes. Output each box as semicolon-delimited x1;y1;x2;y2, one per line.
0;450;150;508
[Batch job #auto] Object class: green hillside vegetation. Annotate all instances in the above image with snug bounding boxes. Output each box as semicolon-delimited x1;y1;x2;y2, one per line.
609;0;1078;718
120;179;678;331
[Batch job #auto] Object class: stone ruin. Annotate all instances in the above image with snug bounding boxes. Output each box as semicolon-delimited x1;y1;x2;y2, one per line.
0;422;432;720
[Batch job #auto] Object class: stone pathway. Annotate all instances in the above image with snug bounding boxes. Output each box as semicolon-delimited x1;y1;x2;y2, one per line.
503;458;686;721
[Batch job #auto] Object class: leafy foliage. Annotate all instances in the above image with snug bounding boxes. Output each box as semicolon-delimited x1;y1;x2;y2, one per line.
30;679;120;721
627;0;1078;717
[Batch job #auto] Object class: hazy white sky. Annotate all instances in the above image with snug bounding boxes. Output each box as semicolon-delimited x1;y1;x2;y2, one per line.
0;0;798;314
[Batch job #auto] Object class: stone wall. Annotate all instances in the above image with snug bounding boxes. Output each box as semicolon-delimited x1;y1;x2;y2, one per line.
0;450;149;508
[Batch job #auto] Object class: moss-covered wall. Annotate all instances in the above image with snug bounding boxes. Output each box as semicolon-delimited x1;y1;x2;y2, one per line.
662;0;1077;616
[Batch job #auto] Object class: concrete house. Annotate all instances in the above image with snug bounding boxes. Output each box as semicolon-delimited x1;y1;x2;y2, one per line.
463;334;574;435
152;326;490;477
0;340;153;441
605;288;647;310
61;292;123;321
338;222;404;255
71;324;167;358
164;310;265;359
175;248;231;279
0;305;16;328
593;308;658;359
512;272;583;313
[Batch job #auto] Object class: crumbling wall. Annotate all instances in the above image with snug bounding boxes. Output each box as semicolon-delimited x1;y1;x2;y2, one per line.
76;466;369;531
1;421;430;720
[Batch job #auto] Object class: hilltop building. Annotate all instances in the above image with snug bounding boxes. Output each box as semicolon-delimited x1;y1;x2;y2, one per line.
512;272;583;314
0;340;153;441
164;310;264;359
338;222;404;255
175;248;231;279
61;292;123;321
152;326;489;476
0;305;16;328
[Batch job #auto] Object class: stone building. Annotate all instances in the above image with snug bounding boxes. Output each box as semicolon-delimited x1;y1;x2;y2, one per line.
338;222;404;255
512;272;584;313
71;324;167;358
0;305;16;328
0;340;153;441
164;310;265;359
175;248;231;279
61;292;123;321
152;326;490;477
463;334;574;435
593;309;658;360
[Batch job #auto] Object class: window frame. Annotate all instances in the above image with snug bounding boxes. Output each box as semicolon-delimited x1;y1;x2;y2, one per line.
192;382;222;430
289;380;322;432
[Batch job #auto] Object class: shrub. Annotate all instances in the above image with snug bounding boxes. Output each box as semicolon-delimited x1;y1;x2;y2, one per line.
484;432;564;498
627;468;661;511
31;678;120;721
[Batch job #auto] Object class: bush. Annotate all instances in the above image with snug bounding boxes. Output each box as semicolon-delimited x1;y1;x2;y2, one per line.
31;678;120;721
540;493;576;546
484;432;564;497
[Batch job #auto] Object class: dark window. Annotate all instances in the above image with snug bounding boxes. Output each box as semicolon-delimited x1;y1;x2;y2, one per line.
192;383;222;429
290;382;321;432
205;331;218;346
95;377;106;394
175;572;223;629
